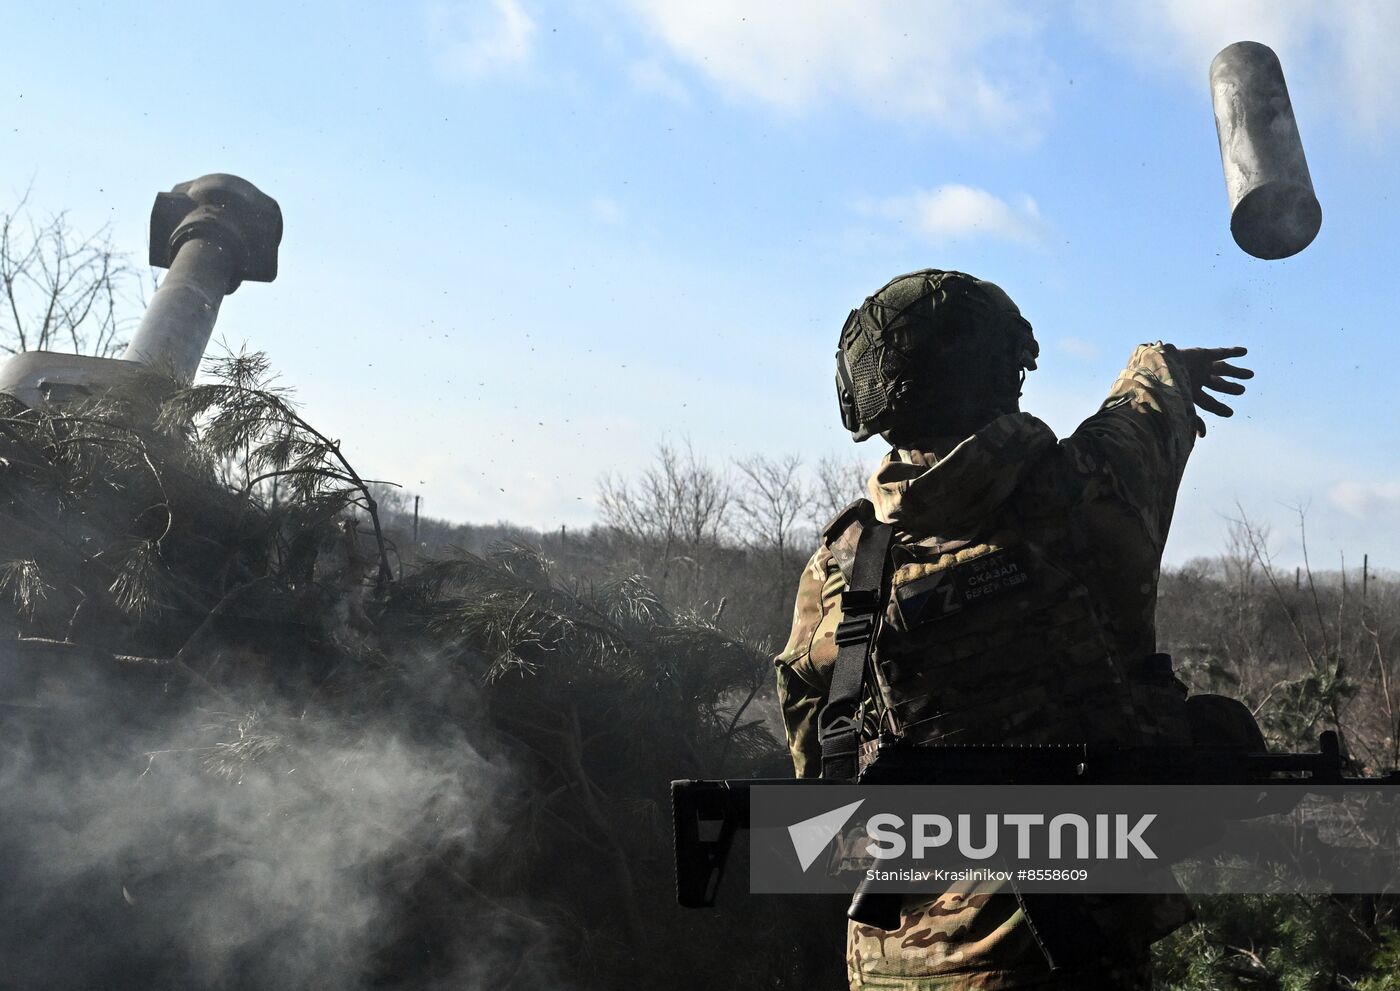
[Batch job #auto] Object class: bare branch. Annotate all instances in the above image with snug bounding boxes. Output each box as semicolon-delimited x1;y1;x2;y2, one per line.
732;453;811;574
0;195;135;358
812;452;870;525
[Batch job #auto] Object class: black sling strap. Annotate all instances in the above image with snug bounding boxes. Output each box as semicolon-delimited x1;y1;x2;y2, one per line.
817;509;894;782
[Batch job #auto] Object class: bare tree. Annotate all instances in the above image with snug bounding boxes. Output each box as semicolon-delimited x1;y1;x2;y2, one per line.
1221;514;1262;594
1229;506;1358;750
598;440;731;582
732;453;811;574
0;190;134;357
812;452;871;525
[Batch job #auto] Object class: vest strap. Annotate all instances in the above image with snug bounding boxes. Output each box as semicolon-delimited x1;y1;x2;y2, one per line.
818;512;893;781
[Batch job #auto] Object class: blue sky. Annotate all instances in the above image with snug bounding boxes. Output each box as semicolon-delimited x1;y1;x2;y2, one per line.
3;1;1399;568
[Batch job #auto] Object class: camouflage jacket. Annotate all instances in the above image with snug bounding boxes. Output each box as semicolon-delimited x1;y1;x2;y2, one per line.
775;343;1200;988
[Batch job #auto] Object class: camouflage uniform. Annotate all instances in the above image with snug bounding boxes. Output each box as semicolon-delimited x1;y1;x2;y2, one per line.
776;343;1201;990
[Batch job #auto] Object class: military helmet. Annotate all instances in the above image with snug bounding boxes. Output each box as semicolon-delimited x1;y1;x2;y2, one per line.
835;269;1039;442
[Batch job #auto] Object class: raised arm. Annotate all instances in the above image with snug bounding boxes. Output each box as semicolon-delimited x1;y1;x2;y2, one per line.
1062;343;1252;549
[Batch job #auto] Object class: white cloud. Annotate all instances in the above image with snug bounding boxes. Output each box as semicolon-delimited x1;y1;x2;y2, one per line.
1075;0;1321;71
1328;481;1400;520
628;58;693;106
621;0;1051;138
589;195;625;225
1326;3;1400;138
428;0;537;80
1076;0;1400;138
620;2;1400;140
857;184;1045;246
1057;336;1098;360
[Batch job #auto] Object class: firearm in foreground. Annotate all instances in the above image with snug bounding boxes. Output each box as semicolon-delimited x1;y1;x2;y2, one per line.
674;731;1400;921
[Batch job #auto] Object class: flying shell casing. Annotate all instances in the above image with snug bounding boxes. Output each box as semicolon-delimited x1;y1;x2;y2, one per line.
1209;41;1322;260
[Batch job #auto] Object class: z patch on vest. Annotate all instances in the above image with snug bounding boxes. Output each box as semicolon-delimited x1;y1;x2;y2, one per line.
893;546;1033;628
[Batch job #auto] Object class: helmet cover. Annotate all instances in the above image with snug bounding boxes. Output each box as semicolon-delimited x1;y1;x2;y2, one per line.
835;269;1039;441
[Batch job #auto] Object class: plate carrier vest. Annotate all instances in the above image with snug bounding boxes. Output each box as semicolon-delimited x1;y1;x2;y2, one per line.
814;499;1177;782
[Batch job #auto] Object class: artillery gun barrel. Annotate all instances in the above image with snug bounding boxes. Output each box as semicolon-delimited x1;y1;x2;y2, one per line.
0;174;280;407
125;173;282;383
122;237;235;381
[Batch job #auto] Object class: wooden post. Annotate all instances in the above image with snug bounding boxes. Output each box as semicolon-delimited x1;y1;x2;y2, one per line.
1295;566;1300;590
1363;553;1369;601
412;495;420;548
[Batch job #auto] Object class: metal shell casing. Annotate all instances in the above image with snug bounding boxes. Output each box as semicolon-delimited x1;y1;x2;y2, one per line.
1209;41;1322;260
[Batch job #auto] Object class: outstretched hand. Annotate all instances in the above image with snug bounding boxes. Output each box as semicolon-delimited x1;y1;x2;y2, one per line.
1176;346;1253;437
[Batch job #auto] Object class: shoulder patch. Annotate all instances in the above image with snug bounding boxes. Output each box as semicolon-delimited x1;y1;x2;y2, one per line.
822;498;874;542
823;499;875;581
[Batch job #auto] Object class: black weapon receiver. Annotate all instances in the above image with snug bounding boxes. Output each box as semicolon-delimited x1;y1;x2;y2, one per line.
673;731;1400;910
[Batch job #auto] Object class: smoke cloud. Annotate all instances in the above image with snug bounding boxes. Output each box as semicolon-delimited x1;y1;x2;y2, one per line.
0;643;560;990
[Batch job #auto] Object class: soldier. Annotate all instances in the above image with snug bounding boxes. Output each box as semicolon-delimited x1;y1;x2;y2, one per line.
774;269;1253;989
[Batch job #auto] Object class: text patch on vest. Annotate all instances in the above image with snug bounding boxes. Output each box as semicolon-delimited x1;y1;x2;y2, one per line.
893;546;1033;628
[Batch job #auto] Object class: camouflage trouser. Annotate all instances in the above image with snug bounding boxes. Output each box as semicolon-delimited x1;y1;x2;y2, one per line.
847;957;1151;991
846;888;1159;991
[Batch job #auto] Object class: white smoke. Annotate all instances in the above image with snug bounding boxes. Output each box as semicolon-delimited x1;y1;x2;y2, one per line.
0;644;560;990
